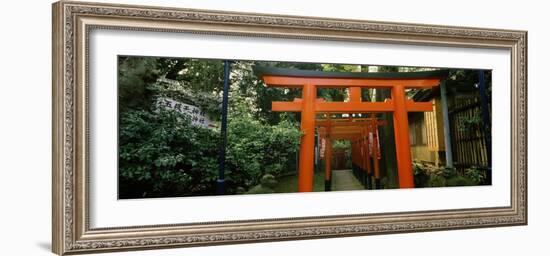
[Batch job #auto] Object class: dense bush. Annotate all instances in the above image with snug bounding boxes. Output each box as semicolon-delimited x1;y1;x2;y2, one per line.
413;162;429;188
118;106;301;198
412;162;480;188
465;166;487;185
446;176;477;187
226;116;301;190
118;108;220;198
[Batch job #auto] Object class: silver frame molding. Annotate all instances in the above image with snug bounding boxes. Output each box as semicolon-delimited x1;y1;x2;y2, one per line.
52;1;527;255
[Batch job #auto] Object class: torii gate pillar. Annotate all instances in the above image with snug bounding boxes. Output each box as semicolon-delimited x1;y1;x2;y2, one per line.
298;84;317;192
324;136;332;191
392;85;415;188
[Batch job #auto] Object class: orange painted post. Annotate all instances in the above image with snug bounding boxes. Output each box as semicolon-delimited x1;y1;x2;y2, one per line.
350;85;363;183
298;83;317;192
356;137;360;161
353;141;359;178
371;117;381;189
391;85;415;188
364;127;373;190
349;86;363;186
360;130;367;186
324;137;332;191
349;87;362;102
350;141;355;171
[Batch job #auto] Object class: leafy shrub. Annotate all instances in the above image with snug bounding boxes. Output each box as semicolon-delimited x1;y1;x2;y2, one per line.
413;161;429;188
226;116;301;189
465;166;486;185
411;163;479;188
118;108;219;198
446;176;477;187
245;174;278;194
119;107;301;198
426;175;447;187
441;166;458;178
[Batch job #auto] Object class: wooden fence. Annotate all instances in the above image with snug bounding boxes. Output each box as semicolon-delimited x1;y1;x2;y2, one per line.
448;94;491;172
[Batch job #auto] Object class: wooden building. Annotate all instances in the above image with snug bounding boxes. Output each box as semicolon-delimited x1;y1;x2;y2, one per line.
407;74;491;171
408;93;446;166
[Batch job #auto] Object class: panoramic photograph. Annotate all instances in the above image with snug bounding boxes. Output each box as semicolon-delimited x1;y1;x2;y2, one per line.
117;56;492;199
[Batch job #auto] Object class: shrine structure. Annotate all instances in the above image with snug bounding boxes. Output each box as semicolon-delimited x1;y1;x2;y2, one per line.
255;66;448;192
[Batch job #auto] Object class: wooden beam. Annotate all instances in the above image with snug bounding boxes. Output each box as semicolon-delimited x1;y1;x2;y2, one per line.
329;134;361;140
273;99;432;113
316;120;387;127
318;125;366;132
263;76;441;88
316;102;394;112
319;130;363;136
405;100;434;112
272;101;301;112
326;130;364;136
272;101;395;112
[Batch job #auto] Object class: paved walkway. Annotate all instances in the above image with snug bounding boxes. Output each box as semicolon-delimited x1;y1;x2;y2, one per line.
331;169;364;191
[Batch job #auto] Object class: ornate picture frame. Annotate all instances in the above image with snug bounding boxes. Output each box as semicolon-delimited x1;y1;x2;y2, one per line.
52;1;527;255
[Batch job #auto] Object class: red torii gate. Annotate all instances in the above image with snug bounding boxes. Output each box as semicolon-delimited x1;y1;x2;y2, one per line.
317;117;386;190
255;66;447;192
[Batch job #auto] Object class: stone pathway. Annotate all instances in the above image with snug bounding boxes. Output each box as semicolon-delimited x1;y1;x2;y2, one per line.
331;169;364;191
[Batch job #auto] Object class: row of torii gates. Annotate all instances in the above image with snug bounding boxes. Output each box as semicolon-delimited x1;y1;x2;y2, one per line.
318;115;386;190
255;66;449;192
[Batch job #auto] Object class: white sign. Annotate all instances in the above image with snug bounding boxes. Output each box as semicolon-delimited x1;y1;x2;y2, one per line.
158;97;214;129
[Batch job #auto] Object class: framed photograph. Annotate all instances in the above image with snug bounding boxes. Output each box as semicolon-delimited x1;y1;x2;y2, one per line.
52;1;527;255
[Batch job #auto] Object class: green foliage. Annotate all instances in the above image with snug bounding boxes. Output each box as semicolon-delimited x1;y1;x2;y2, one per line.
332;140;351;150
413;162;429;188
233;61;318;124
226;115;301;188
446;176;477;187
320;64;364;72
441;166;458;178
447;69;492;101
118;56;309;198
273;171;327;193
265;61;323;71
245;174;278;194
180;59;225;93
118;56;228;198
118;106;301;198
465;166;487;185
412;163;480;188
318;64;369;102
426;175;447;187
118;56;161;111
118;108;219;198
317;88;347;102
457;109;482;134
118;57;225;112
